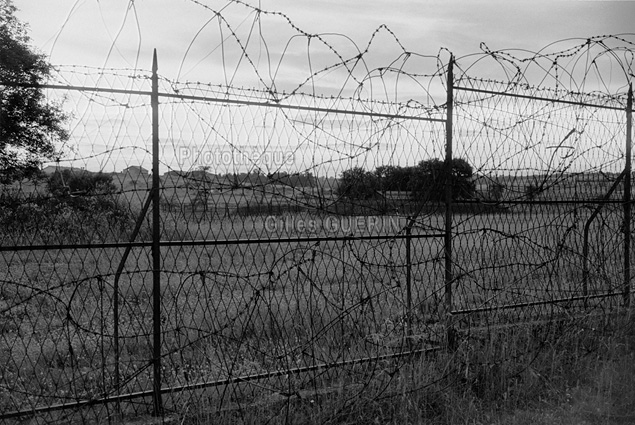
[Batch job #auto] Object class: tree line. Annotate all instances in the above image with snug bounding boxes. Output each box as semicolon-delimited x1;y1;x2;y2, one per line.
179;168;318;189
337;158;476;201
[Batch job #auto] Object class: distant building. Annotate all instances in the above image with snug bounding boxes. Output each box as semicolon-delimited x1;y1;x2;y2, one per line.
122;166;149;176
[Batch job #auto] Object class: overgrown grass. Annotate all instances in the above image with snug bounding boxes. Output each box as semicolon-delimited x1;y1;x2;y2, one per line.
0;189;140;245
0;185;631;423
174;313;635;424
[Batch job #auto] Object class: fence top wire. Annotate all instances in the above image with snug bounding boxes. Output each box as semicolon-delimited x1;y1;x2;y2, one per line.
4;3;635;182
3;3;635;423
452;34;635;104
441;35;634;181
37;32;634;119
15;0;452;109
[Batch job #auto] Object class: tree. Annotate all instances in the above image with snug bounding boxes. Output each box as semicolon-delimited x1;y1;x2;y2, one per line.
374;165;395;192
47;169;116;197
0;1;68;183
524;181;543;201
46;169;130;230
487;181;505;202
375;165;415;192
337;166;378;199
190;165;215;213
410;158;475;201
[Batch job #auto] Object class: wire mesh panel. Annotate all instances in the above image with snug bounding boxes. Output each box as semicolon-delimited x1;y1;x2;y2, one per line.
451;76;630;325
0;68;158;422
152;82;449;420
0;63;450;422
1;27;634;423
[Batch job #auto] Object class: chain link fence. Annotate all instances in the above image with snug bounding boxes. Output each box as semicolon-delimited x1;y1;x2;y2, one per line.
1;33;633;423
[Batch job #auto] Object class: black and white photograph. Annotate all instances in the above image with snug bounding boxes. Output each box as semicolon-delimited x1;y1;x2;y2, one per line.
1;1;634;423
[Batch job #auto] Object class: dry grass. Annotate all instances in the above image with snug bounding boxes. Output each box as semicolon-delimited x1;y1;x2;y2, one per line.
0;185;631;423
168;313;635;424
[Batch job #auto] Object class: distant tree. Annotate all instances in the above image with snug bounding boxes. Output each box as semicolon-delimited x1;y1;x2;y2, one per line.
269;171;290;186
0;1;69;183
394;166;415;192
410;158;475;201
247;170;267;186
524;181;543;202
296;171;315;187
46;169;130;230
337;166;378;199
375;165;415;192
267;170;315;188
191;165;214;213
487;181;505;202
48;169;116;197
375;165;394;192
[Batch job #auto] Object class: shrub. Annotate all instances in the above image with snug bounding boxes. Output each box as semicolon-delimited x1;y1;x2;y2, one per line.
336;167;379;200
47;169;116;197
487;182;505;202
410;158;476;201
0;171;136;243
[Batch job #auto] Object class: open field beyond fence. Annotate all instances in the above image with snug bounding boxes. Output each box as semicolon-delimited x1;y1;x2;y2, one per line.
0;191;629;422
1;27;634;423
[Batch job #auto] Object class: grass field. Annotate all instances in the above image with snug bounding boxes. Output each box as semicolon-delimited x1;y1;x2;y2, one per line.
0;179;632;423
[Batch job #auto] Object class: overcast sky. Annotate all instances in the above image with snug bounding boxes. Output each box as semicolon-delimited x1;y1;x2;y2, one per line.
11;1;635;175
15;1;635;86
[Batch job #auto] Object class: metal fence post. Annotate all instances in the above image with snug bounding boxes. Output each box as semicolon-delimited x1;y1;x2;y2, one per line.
624;83;633;308
444;56;455;350
151;49;164;416
405;222;412;347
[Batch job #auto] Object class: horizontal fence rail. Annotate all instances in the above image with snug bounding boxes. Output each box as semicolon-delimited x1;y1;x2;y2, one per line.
454;85;634;112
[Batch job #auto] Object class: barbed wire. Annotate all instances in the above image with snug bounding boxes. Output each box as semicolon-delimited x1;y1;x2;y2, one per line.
1;0;634;422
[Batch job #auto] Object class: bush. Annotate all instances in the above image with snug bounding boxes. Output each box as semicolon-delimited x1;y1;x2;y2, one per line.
47;169;116;197
0;171;136;243
410;158;476;201
340;159;477;203
487;182;505;202
1;194;135;244
336;167;379;200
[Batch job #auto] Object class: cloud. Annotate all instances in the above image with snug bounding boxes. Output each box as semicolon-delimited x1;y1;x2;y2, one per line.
18;0;635;85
